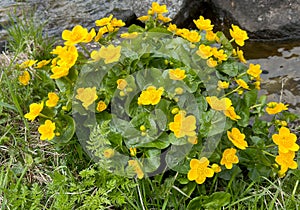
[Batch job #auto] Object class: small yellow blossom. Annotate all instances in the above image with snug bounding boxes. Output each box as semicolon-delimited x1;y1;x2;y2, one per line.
130;148;137;156
176;28;190;38
140;125;146;132
254;80;261;90
227;128;248;150
175;87;184;95
272;127;299;153
169;110;197;138
211;164;222;173
50;66;70;79
18;70;30;85
275;150;298;174
247;63;262;78
193;16;214;31
169;68;186;80
206;58;218;67
196;44;212;59
185;31;201;43
229;24;249;46
212;48;227;62
103;148;115;158
110;18;126;27
62;25;89;46
128;160;144;179
35;60;51;68
233;48;247;63
150;2;168;14
220;148;239;169
171;107;179;114
24;101;44;121
187;157;214;184
116;79;128;90
120;32;139;39
83;28;96;43
90;44;121;64
46;92;59;108
206;96;232;111
137;86;164;105
188;135;198;144
266;102;288;115
223;106;241;121
157;14;171;23
236;79;250;90
19;60;37;68
96;101;107;112
205;30;217;41
137;15;150;22
75;87;98;110
95;15;113;27
38;120;56;141
94;27;108;41
218;81;229;89
167;23;177;32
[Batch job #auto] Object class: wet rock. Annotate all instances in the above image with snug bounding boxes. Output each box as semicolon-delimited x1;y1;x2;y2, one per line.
173;0;300;40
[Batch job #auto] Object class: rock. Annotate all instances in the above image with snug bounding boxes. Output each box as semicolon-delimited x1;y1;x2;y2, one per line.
173;0;300;40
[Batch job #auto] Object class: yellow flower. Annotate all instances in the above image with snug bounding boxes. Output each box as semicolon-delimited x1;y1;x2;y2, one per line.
50;66;70;79
175;87;184;95
193;16;214;31
116;79;128;90
196;44;212;59
254;80;261;90
169;110;197;138
129;148;137;156
211;163;222;173
218;81;229;89
83;28;96;43
206;96;232;111
94;27;108;41
235;79;250;90
62;25;89;46
140;125;146;132
19;60;37;68
150;2;168;14
35;59;51;68
75;87;98;110
266;102;288;115
227;128;248;150
223;106;241;121
96;100;107;112
229;24;249;46
38;120;56;141
169;68;186;80
220;148;239;169
275;151;298;173
205;30;217;41
247;63;262;78
120;32;139;39
137;15;150;22
171;107;179;114
157;14;171;23
206;58;218;67
137;86;164;105
46;92;59;108
212;48;227;62
167;23;177;32
272;127;299;153
103;148;115;158
185;31;201;43
188;135;198;144
18;70;30;85
128;160;144;179
233;48;247;63
95;15;113;26
24;101;44;121
187;157;214;184
110;18;125;27
90;44;121;64
56;45;78;67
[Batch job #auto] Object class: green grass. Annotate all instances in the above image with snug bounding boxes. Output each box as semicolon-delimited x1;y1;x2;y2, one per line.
0;12;300;210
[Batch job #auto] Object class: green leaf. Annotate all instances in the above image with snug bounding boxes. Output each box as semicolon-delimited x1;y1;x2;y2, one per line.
244;89;258;107
187;196;206;210
218;62;242;77
166;144;192;173
203;192;231;209
53;115;76;144
128;24;145;33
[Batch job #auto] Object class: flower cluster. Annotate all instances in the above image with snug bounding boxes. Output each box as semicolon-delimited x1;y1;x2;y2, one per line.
20;2;298;183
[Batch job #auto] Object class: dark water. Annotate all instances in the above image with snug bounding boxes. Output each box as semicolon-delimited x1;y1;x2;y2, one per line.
244;40;300;115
